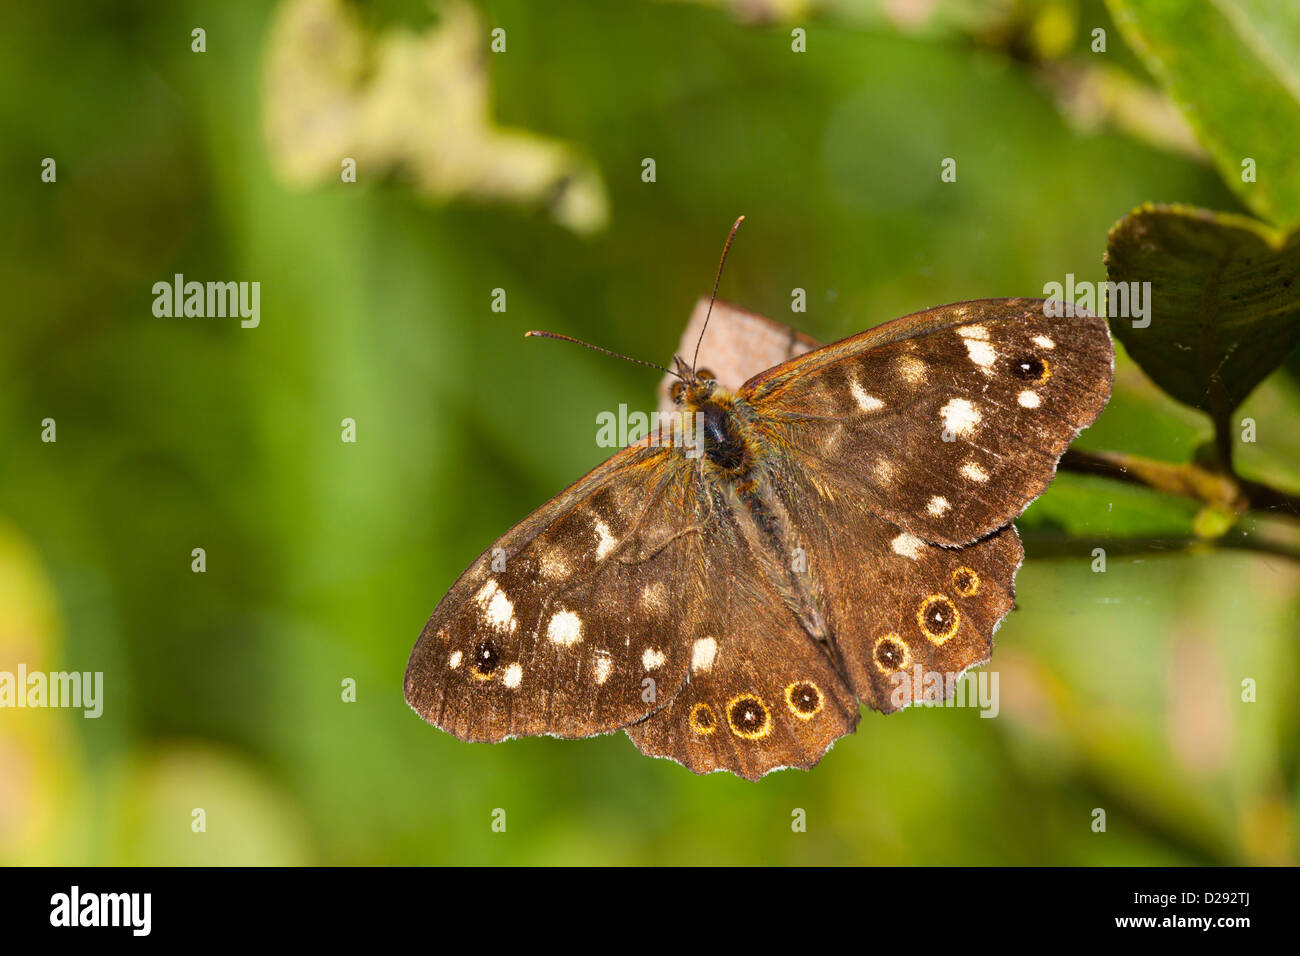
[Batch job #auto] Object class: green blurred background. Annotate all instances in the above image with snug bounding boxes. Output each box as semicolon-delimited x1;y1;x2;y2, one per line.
2;0;1297;865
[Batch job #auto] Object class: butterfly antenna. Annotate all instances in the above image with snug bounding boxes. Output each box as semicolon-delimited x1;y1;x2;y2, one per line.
691;214;745;375
525;330;682;379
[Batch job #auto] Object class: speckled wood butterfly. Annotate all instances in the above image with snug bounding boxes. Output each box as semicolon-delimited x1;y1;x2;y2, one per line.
405;221;1113;780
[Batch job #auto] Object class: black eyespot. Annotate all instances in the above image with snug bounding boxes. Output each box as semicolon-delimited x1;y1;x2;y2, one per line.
875;637;907;670
952;567;980;596
727;694;771;739
690;702;717;735
472;639;500;677
785;680;823;717
918;595;960;643
1010;355;1047;382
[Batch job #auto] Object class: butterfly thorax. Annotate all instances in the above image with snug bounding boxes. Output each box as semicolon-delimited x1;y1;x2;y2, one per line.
679;380;756;477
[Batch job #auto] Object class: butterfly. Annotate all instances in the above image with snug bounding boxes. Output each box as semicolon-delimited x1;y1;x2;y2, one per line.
405;220;1113;780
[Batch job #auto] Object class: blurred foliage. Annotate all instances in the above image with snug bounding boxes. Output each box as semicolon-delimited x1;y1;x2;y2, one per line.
0;0;1297;865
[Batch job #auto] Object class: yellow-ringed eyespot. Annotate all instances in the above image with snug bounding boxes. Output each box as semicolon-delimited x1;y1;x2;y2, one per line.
918;595;960;644
873;634;911;674
951;567;980;597
471;639;500;680
689;702;717;735
726;693;772;740
784;680;824;720
1010;354;1051;383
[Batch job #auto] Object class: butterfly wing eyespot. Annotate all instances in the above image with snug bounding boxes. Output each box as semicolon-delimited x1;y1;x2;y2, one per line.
784;680;824;719
872;634;910;674
917;594;960;644
951;567;980;596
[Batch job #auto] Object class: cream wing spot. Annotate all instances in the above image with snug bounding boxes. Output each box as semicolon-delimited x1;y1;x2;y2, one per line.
964;339;997;368
502;663;522;689
448;650;462;669
891;532;925;559
640;582;667;610
593;519;617;559
898;356;926;385
957;325;989;340
961;462;989;482
939;398;981;438
593;655;612;685
691;637;718;673
927;496;950;516
1033;335;1055;349
849;377;885;412
642;647;666;671
546;609;583;646
486;590;515;631
1018;389;1041;408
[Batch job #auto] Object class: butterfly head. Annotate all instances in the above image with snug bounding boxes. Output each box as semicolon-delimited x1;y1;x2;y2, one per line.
669;355;720;407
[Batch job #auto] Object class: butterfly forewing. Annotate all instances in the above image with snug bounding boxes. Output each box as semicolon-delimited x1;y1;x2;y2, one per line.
405;442;700;741
743;298;1112;546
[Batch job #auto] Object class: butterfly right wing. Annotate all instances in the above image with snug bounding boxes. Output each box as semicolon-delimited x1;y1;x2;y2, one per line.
405;441;702;743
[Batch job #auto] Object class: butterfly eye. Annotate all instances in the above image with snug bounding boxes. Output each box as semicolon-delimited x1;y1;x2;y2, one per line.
696;367;717;384
670;380;686;404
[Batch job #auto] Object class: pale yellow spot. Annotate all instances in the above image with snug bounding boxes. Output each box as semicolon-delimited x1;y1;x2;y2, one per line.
898;356;926;385
594;519;617;559
874;459;895;483
640;582;667;610
593;655;612;685
486;590;515;630
547;609;583;646
473;580;500;608
965;339;997;368
961;462;989;482
502;663;523;689
691;637;718;673
940;397;981;438
891;532;925;560
448;650;462;669
927;496;950;516
540;550;569;578
850;377;885;412
958;325;989;340
1018;390;1041;408
642;647;666;671
1033;335;1055;349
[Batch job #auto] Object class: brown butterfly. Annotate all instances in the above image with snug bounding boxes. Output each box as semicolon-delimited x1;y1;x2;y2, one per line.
404;219;1113;780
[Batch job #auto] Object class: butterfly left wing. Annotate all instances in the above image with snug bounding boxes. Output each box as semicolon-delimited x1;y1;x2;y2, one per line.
405;441;703;743
741;298;1112;546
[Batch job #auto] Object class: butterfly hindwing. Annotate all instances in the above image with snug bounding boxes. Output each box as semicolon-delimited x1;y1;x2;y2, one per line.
404;442;700;742
743;298;1112;546
768;461;1024;712
625;480;860;781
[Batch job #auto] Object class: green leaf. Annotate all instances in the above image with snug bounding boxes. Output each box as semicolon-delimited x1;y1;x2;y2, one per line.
1105;203;1300;416
1106;0;1300;227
